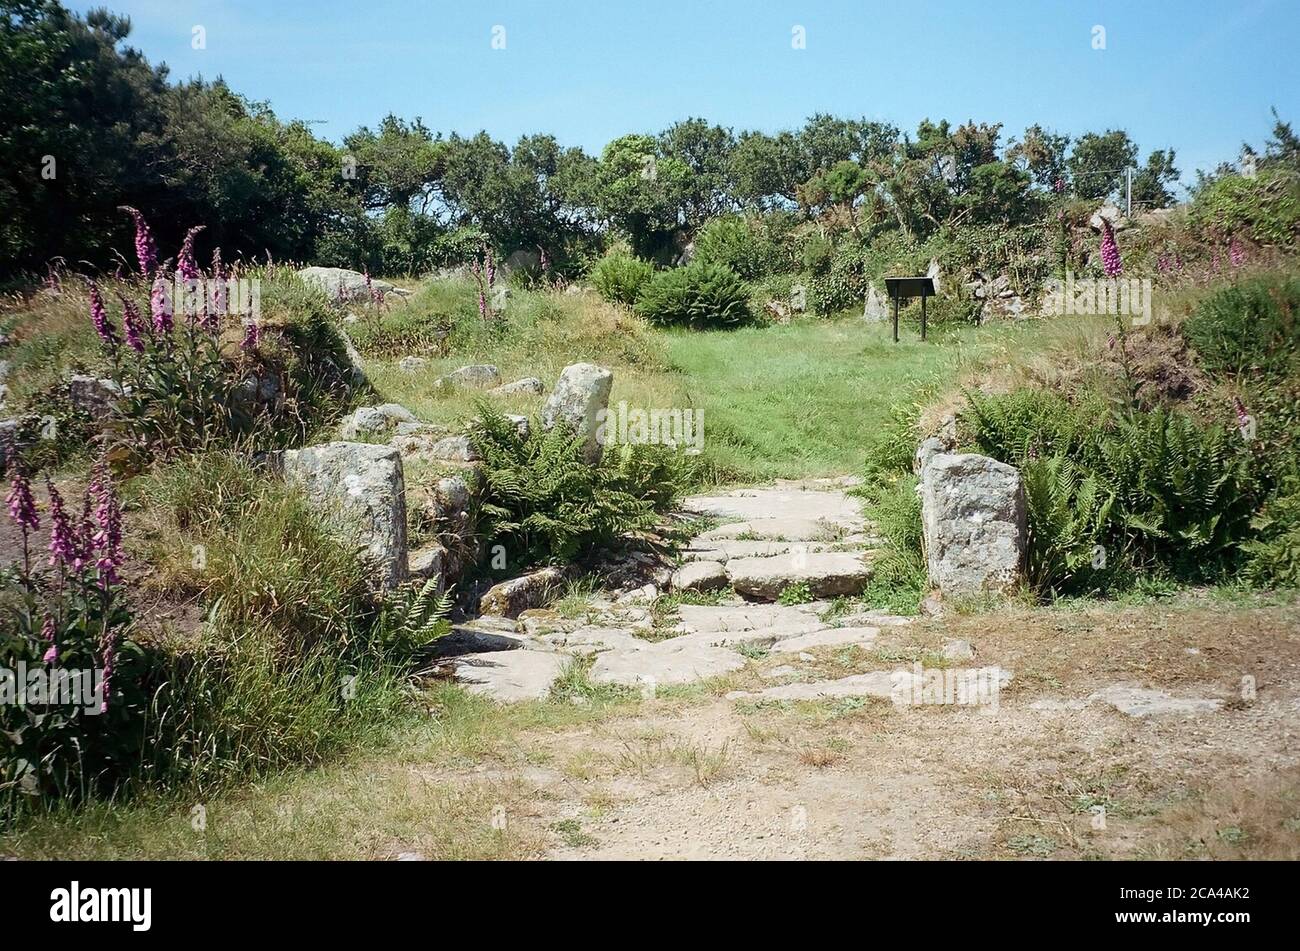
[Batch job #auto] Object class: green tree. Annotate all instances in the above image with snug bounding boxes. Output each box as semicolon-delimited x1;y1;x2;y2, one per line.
1068;130;1139;201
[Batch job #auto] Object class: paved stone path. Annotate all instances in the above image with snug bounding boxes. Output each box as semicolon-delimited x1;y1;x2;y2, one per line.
434;481;913;700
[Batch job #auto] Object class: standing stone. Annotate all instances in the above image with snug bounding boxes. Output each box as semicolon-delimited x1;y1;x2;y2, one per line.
280;441;408;589
919;453;1026;596
541;363;613;464
863;284;889;321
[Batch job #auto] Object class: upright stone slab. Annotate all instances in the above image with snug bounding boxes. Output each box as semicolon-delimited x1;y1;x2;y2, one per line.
919;452;1026;596
541;362;613;464
280;441;408;589
863;284;888;321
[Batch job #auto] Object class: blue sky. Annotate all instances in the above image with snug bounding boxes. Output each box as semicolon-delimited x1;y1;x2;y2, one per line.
74;0;1300;188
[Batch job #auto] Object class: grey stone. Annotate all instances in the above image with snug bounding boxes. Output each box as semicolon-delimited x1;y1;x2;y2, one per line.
68;375;125;421
914;436;948;476
727;551;873;601
398;356;428;373
541;362;613;464
490;377;544;397
863;284;889;322
408;543;447;581
769;626;880;654
589;638;746;687
447;650;569;702
429;435;481;462
700;518;846;543
941;639;976;661
480;566;567;618
447;365;501;389
671;560;729;593
1089;685;1223;718
727;670;901;703
298;266;409;302
281;441;408;589
685;487;864;530
919;453;1026;596
339;403;418;440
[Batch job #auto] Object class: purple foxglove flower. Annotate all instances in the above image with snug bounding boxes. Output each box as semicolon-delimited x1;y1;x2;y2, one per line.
485;247;496;288
1230;237;1246;268
41;615;58;664
88;281;119;347
116;293;147;352
46;478;81;568
150;277;174;334
88;463;124;588
118;206;158;276
240;320;261;350
1100;220;1123;277
177;225;205;281
6;467;38;532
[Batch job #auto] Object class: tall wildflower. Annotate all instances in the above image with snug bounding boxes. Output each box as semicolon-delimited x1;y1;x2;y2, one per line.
1230;236;1246;268
1100;219;1123;277
118;206;158;276
46;478;80;569
88;463;124;589
6;466;38;533
240;320;261;351
208;247;226;328
150;276;174;334
88;281;119;347
177;225;205;281
41;614;58;665
117;293;147;353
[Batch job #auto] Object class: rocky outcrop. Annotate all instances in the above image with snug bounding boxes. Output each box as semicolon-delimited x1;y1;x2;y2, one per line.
541;362;613;464
280;441;408;589
489;377;544;397
918;452;1026;596
479;566;567;618
338;403;419;440
298;266;410;302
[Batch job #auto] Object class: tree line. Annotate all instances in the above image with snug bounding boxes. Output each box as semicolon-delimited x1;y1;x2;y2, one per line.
1;0;1188;280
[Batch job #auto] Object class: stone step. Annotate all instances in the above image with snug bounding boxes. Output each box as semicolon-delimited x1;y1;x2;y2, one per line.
700;518;850;543
441;650;570;702
726;551;875;600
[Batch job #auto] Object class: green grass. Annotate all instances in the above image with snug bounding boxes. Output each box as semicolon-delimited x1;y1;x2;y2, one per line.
353;278;1110;488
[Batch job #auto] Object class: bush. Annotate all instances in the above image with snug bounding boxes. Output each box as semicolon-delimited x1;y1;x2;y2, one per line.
692;216;776;280
468;406;684;567
966;390;1259;587
1182;273;1300;379
1189;169;1300;249
589;250;654;306
633;262;753;329
1242;474;1300;588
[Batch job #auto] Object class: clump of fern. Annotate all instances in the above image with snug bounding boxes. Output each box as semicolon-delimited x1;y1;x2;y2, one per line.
467;406;684;567
1021;453;1116;596
374;575;453;655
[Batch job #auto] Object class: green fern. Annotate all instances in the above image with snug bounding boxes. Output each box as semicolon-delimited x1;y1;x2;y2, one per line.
468;405;683;567
376;575;453;653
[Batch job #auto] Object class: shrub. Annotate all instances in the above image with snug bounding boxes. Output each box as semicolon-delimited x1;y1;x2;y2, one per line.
1242;474;1300;588
468;406;684;567
1182;273;1300;379
589;250;654;306
692;216;776;280
633;262;752;329
967;389;1259;587
1189;169;1300;249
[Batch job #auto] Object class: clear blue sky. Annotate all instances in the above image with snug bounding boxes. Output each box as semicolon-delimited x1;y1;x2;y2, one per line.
74;0;1300;188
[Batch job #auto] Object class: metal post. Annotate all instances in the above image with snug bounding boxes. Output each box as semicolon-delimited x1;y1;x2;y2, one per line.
920;293;928;341
892;291;899;343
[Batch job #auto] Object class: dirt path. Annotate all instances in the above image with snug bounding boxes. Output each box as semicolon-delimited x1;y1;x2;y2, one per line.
421;597;1300;860
416;482;1300;860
